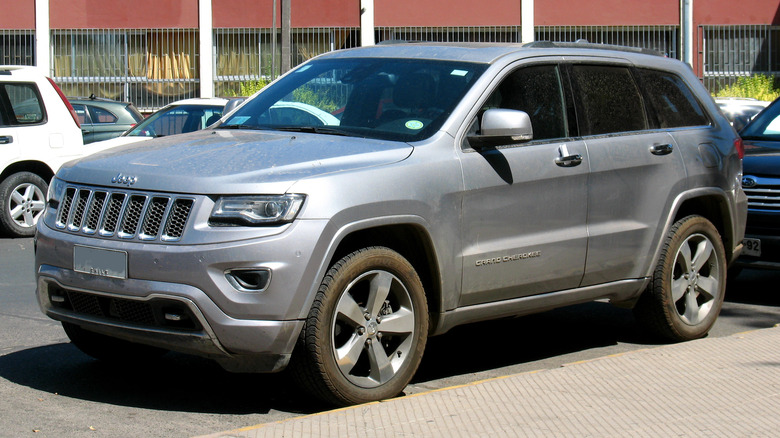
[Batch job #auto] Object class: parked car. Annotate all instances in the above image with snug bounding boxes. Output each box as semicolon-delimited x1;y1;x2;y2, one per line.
716;97;770;131
35;42;746;406
90;97;239;150
734;97;780;270
68;95;144;144
0;65;85;237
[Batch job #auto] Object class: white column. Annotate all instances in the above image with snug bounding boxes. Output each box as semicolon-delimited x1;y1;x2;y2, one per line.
521;0;534;44
199;0;215;98
34;0;50;75
361;0;375;46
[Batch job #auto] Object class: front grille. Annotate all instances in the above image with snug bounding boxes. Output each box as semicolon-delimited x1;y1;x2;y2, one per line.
55;185;194;242
744;185;780;211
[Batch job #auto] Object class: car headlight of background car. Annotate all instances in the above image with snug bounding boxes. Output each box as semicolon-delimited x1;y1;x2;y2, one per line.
210;194;305;226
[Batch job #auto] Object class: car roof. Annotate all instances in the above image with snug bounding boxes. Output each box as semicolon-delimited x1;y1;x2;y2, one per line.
167;97;230;107
317;41;668;65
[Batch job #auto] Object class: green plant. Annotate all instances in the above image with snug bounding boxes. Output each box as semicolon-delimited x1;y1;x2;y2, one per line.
292;85;343;113
224;79;269;97
714;74;780;101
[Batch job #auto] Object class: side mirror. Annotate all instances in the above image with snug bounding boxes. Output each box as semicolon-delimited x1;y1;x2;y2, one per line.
468;109;533;149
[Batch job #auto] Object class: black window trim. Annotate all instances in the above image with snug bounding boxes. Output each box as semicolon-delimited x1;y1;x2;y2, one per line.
0;81;48;127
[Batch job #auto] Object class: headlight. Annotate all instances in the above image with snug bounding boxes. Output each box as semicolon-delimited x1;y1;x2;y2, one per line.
210;194;305;226
47;177;66;208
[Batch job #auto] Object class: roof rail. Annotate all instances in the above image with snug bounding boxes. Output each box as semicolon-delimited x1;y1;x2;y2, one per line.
523;40;666;57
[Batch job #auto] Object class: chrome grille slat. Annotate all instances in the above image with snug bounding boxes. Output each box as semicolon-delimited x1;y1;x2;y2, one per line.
54;185;193;242
744;186;780;212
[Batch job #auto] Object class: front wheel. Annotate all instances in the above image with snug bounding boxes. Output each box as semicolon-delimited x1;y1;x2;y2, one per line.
0;172;47;237
634;215;727;341
291;247;428;406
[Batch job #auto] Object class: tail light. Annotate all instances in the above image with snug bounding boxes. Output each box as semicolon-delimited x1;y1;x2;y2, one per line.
46;77;80;128
734;137;744;159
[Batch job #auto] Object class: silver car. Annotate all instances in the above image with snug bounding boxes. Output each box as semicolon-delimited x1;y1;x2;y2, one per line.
35;42;747;406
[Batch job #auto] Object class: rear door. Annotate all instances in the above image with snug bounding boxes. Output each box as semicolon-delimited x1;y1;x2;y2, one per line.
0;82;48;167
459;62;590;306
568;63;688;285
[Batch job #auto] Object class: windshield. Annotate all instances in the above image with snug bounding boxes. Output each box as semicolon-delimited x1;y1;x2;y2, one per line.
219;58;487;142
125;104;224;137
740;99;780;143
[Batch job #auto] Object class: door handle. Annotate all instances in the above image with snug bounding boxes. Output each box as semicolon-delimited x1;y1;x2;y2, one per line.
555;144;583;167
0;135;12;144
650;143;674;156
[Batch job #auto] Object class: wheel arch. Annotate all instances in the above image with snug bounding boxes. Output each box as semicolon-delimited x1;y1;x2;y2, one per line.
0;160;55;184
671;190;739;263
322;221;443;333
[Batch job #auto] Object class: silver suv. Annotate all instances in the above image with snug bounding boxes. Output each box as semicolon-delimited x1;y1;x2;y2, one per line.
35;42;747;406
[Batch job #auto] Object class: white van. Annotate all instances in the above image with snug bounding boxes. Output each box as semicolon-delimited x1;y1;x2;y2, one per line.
0;66;84;237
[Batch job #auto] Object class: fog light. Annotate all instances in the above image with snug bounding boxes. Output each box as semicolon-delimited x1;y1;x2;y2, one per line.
225;268;271;292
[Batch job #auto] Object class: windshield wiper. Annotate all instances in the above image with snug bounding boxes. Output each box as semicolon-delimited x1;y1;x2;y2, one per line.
273;126;351;136
216;124;264;130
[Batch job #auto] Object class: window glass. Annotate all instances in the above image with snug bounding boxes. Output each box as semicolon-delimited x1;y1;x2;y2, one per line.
125;104;224;137
88;105;118;124
221;58;487;142
0;83;44;125
638;69;708;128
571;65;646;135
483;65;567;140
72;104;90;125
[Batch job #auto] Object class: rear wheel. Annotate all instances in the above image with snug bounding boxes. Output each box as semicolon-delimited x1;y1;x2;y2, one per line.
63;322;168;363
634;215;726;341
291;247;428;406
0;172;47;237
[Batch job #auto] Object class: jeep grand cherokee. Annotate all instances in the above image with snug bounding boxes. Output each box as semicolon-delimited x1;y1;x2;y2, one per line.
35;42;747;406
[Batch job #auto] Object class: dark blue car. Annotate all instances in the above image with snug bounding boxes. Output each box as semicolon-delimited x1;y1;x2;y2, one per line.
737;98;780;270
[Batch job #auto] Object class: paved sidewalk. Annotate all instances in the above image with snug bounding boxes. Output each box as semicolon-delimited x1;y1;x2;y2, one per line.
200;325;780;437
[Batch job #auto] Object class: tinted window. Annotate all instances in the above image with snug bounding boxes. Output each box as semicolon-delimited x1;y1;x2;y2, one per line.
484;65;567;140
0;83;44;126
638;69;708;128
72;103;90;125
571;65;646;135
89;105;118;124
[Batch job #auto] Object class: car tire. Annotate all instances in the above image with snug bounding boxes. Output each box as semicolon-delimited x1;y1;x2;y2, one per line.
291;247;428;406
634;215;727;342
62;322;168;363
0;171;47;237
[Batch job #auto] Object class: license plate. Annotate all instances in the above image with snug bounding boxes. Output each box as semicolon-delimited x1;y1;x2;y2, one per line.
74;245;128;279
742;238;761;257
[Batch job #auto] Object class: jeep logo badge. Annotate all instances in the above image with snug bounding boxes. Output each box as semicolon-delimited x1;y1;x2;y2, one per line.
111;173;137;186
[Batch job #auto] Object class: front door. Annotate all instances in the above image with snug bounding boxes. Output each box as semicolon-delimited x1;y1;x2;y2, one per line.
459;63;589;306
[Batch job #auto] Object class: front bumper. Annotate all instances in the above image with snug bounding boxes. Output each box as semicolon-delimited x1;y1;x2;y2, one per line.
34;217;331;372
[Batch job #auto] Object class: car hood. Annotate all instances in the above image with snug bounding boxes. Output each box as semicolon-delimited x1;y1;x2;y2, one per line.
742;139;780;176
58;129;414;194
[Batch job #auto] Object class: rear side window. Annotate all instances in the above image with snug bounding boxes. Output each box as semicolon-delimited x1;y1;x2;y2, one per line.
571;65;646;136
0;83;45;126
637;69;709;128
88;105;118;124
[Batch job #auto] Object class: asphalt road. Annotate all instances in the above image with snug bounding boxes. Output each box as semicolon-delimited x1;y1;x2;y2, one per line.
2;237;779;437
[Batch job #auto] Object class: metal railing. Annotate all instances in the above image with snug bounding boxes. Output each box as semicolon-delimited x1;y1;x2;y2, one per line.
50;28;199;112
5;25;780;111
0;29;35;66
701;25;780;93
